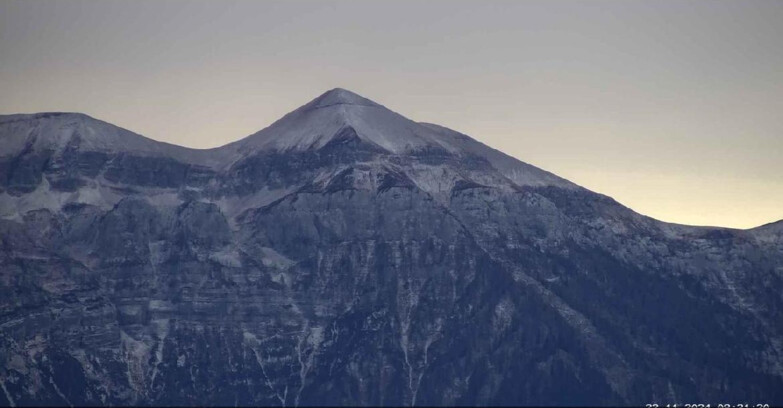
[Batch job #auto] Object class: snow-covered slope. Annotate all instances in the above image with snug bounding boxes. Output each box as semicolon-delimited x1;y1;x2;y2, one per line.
221;88;458;155
1;88;783;406
0;112;222;167
751;219;783;244
217;88;575;189
418;122;576;189
0;89;583;226
1;90;579;190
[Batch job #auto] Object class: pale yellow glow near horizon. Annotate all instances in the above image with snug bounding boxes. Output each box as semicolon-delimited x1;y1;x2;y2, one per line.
552;169;783;229
1;0;781;229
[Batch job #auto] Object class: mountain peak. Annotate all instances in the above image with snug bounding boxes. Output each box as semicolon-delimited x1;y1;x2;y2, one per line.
220;88;576;189
306;88;381;109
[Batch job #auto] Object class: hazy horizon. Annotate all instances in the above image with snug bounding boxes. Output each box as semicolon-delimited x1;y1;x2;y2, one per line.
1;0;781;229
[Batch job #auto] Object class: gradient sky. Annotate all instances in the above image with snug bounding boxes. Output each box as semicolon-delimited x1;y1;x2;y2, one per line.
1;0;781;229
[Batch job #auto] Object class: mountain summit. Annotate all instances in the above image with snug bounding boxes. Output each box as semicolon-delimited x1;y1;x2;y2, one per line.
225;88;476;158
226;87;454;154
306;87;381;108
1;89;782;406
217;88;575;192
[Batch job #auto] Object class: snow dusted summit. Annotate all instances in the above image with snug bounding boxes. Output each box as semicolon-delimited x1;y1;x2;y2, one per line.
0;88;782;406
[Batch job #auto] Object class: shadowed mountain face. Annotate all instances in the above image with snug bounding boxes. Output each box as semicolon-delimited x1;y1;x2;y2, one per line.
1;89;782;406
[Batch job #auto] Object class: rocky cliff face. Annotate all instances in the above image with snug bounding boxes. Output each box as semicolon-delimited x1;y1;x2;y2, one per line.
1;89;782;406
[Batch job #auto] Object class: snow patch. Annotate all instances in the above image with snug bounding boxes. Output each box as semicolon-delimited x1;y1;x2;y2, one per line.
0;379;15;407
260;247;294;269
209;247;242;267
149;319;170;386
120;330;152;398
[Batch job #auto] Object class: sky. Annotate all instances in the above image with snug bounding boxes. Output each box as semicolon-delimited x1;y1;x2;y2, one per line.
1;0;781;229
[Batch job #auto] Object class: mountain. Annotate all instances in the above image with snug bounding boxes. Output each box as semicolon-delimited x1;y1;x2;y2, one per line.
1;88;782;406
